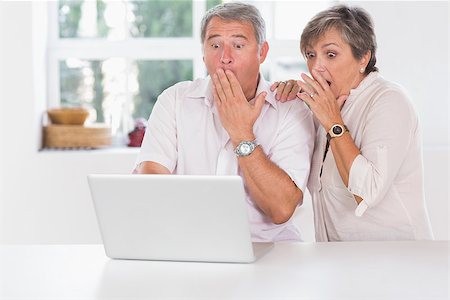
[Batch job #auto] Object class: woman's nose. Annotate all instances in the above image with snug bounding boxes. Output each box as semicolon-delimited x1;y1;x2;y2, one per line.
311;59;326;72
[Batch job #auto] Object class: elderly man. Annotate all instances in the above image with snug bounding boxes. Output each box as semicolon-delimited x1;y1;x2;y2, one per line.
134;2;314;242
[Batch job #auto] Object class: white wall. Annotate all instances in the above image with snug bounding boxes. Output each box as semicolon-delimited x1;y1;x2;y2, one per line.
0;1;448;244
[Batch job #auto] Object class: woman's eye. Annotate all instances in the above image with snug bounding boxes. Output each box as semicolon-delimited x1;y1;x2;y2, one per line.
327;52;336;58
305;52;315;59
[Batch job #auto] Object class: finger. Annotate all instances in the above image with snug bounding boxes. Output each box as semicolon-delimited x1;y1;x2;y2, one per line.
286;83;299;101
301;73;323;95
297;80;315;96
211;83;221;106
311;70;332;94
224;69;245;102
216;68;234;99
280;80;293;102
270;81;279;92
212;73;227;103
284;80;300;101
297;92;315;110
275;81;286;101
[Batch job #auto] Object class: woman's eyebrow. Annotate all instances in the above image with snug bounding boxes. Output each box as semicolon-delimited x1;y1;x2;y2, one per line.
321;42;340;48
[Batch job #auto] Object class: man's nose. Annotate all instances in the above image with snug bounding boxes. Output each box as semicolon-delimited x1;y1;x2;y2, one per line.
220;46;232;64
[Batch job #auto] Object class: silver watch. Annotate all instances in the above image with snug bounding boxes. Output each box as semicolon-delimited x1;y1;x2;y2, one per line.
234;140;259;157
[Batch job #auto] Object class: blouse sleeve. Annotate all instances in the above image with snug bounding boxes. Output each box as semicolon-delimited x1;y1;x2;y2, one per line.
348;88;420;216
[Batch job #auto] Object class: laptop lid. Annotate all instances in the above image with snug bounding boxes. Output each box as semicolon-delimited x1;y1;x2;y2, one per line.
88;174;271;263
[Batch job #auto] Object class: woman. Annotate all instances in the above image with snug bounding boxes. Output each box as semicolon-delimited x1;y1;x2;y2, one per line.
293;5;433;241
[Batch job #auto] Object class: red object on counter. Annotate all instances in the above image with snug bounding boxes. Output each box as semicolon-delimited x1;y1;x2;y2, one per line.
128;118;147;147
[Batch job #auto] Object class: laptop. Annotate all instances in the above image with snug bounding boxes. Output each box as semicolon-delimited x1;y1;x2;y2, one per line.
87;174;273;263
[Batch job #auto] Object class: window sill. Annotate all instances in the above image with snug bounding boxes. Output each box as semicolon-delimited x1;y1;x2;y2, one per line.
39;146;140;155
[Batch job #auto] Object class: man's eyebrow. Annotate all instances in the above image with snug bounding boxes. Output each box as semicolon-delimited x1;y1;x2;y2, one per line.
206;34;221;41
206;34;249;41
231;34;248;40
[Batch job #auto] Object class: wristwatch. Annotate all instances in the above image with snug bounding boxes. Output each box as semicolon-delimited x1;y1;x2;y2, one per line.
234;140;259;157
326;124;349;141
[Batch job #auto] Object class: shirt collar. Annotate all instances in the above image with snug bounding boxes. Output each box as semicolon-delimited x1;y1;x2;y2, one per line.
346;71;380;104
185;73;277;110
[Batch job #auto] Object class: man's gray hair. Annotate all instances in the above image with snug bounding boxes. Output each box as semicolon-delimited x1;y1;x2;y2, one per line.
300;5;378;75
200;2;266;46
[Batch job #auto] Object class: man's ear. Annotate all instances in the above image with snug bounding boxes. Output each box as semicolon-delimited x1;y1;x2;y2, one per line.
259;41;269;64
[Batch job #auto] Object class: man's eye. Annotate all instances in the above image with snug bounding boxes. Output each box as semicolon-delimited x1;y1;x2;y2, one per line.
211;44;220;49
235;44;244;49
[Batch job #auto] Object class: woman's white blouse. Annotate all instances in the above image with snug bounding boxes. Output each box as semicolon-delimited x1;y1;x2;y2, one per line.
308;72;434;242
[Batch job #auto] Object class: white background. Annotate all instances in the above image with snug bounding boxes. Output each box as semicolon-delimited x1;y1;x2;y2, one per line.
0;1;448;243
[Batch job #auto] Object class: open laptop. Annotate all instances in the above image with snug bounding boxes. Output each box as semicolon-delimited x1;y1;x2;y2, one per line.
87;174;273;263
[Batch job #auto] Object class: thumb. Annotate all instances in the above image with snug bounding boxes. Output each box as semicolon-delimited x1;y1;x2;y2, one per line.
254;91;266;113
336;95;348;109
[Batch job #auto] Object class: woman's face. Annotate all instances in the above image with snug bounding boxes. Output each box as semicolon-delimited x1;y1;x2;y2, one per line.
304;27;369;99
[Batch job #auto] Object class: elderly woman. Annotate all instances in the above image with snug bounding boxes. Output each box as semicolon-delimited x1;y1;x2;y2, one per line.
289;5;433;241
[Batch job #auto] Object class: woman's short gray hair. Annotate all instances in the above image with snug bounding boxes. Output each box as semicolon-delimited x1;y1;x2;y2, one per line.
300;5;378;74
200;2;266;46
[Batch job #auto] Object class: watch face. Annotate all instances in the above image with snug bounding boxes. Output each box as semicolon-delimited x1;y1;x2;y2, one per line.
332;125;343;135
239;143;252;155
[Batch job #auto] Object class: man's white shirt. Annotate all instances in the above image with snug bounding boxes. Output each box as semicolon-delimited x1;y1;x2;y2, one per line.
135;75;315;242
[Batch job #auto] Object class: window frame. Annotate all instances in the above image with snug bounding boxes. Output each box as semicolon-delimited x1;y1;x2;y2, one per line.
46;0;326;141
46;0;207;110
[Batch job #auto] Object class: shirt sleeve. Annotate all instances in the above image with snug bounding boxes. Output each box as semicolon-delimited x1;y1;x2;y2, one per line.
348;88;419;216
269;101;315;195
133;86;179;173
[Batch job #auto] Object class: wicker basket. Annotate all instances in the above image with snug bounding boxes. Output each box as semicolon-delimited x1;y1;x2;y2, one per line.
47;108;89;125
44;124;112;149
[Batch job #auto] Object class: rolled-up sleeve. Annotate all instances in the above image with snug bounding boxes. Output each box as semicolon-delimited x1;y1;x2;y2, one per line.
347;89;418;216
270;101;315;195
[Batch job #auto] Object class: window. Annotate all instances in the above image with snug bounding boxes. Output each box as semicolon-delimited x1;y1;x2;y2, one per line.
47;0;329;146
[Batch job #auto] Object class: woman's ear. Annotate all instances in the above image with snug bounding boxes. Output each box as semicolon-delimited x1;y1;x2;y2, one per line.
360;50;371;69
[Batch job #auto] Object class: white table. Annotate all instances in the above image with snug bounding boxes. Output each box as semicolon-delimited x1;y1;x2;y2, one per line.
0;241;448;299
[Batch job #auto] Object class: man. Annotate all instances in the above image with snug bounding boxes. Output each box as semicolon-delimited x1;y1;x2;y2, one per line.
134;2;315;242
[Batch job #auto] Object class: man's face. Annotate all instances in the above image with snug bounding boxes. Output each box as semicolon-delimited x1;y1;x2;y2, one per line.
203;17;269;99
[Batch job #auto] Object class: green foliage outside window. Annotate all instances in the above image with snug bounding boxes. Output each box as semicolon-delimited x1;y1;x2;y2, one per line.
58;0;82;38
207;0;223;10
133;61;193;120
130;0;192;37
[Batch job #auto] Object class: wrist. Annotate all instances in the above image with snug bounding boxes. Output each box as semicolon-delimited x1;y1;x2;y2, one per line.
324;118;344;132
230;132;256;148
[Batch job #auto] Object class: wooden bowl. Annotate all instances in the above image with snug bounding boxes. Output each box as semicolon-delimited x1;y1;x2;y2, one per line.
47;108;89;125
